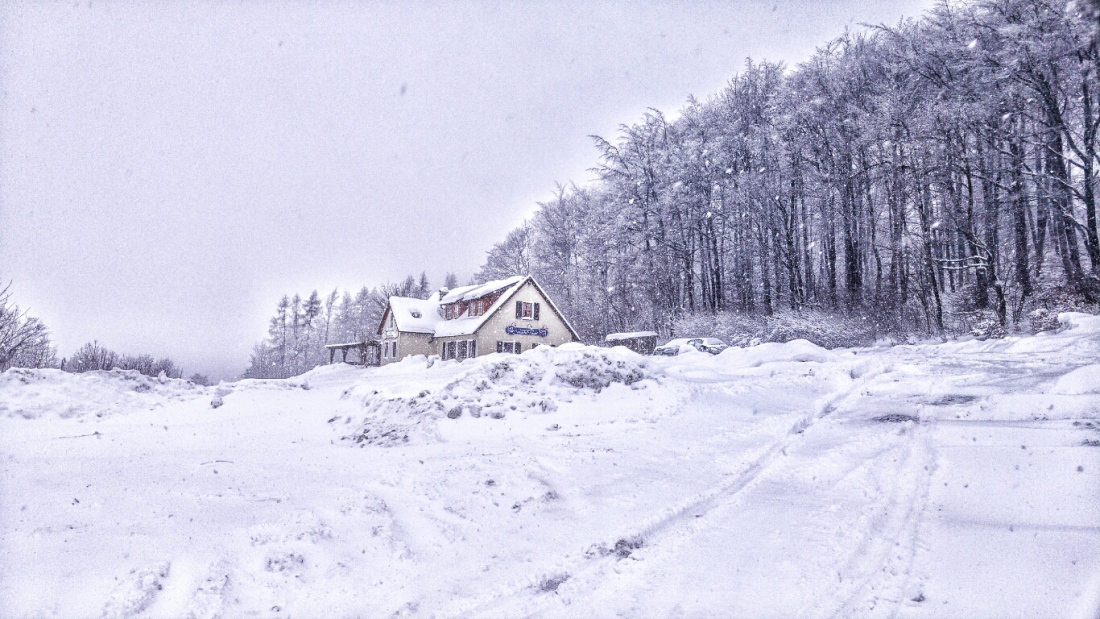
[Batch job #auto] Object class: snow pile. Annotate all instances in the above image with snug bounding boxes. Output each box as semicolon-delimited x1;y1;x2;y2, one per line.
0;367;206;419
340;345;654;446
1051;364;1100;395
713;338;839;368
1056;311;1100;333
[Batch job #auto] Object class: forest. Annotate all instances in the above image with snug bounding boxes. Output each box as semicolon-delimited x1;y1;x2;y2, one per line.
474;0;1100;346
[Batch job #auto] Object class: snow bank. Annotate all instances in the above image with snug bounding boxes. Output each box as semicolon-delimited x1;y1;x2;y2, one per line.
340;346;654;446
1051;364;1100;395
715;338;839;368
1056;311;1100;333
0;368;206;419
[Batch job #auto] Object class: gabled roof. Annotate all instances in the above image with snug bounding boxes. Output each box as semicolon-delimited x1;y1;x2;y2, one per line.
377;275;581;341
521;276;582;342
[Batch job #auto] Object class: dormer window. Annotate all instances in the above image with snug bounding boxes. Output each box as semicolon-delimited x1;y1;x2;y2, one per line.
470;298;486;316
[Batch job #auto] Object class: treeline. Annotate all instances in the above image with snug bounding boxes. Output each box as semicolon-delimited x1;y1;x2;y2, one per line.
0;280;201;382
243;272;459;379
477;0;1100;343
62;340;186;381
0;281;57;371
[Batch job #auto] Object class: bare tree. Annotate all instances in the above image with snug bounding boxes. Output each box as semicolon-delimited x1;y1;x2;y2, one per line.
0;281;56;371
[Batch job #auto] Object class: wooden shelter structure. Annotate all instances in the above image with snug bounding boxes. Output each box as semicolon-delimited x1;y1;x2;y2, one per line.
324;341;381;366
604;331;659;355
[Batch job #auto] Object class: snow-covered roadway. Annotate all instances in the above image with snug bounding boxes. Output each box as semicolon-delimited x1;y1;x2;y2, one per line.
2;315;1098;618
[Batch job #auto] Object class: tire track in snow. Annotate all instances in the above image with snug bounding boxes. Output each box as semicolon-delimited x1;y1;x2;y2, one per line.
823;348;1027;619
822;420;937;619
448;360;892;619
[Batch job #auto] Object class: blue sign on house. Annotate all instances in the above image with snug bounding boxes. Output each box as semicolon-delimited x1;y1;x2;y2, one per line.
506;325;549;337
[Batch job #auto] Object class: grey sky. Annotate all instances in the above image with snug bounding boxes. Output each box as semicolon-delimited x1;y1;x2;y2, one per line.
1;0;933;380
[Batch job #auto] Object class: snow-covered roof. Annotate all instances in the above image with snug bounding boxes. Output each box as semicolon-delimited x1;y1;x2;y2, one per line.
439;276;525;305
605;331;658;342
382;276;529;338
323;341;371;349
387;296;443;334
431;285;518;337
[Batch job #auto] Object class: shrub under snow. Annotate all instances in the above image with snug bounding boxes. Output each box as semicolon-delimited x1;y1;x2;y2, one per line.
674;309;879;350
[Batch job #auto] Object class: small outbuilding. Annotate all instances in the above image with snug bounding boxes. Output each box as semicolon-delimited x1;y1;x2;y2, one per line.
324;341;381;366
604;331;659;355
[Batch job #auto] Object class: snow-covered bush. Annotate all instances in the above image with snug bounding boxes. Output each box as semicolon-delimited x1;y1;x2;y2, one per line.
1025;285;1100;333
969;310;1007;340
674;309;878;350
1027;308;1061;333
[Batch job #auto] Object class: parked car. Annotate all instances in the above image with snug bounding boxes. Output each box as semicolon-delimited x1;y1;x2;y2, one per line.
653;337;729;356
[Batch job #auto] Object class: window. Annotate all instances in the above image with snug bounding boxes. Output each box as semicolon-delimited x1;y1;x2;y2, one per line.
442;339;477;360
497;341;521;354
518;302;534;320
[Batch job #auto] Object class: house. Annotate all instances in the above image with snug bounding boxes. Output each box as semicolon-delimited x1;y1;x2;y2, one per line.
376;275;580;364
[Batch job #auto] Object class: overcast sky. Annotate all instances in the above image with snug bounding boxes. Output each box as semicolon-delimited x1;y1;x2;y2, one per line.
1;0;934;380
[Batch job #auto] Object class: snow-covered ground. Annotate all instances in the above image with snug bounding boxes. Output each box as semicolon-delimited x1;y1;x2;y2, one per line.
2;316;1099;619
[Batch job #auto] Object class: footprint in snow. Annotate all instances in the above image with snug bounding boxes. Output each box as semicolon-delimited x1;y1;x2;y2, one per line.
101;562;170;619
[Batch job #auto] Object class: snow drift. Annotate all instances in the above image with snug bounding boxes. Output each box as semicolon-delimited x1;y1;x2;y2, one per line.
0;367;206;420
